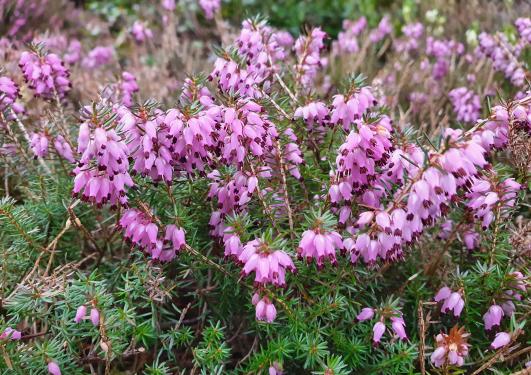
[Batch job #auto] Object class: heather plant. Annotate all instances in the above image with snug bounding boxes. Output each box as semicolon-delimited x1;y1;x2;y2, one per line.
0;1;530;375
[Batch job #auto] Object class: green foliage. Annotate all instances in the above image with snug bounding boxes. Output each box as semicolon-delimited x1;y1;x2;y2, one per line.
223;0;395;38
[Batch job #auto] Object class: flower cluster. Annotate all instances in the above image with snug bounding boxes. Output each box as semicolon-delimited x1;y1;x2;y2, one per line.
278;129;304;180
209;19;290;98
448;87;481;123
430;326;470;367
340;102;515;266
0;327;22;341
118;208;186;262
294;28;327;88
499;271;527;317
252;293;277;323
130;21;153;44
395;23;424;53
120;72;139;107
123;109;175;184
333;17;367;54
434;286;465;317
53;135;74;163
82;46;115;69
163;224;187;257
298;222;343;268
465;176;521;230
216;101;278;166
477;32;526;87
1;7;529;373
239;238;296;287
199;0;221;20
19;49;70;100
329;113;393;207
74;304;100;326
73;104;133;207
294;101;330;143
0;75;23;114
369;16;392;43
209;57;255;98
30;132;49;158
64;40;82;65
329;87;377;130
222;227;244;259
515;18;531;44
236;19;289;80
208;170;259;236
357;306;407;344
119;209;161;256
426;37;464;80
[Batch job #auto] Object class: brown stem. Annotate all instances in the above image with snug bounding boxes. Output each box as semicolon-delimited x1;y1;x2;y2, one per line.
276;141;295;240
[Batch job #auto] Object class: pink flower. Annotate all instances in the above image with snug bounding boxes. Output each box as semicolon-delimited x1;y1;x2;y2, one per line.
329;113;392;210
53;135;74;163
74;305;87;323
268;361;283;375
483;304;504;331
90;308;100;326
358;306;407;344
463;229;480;250
372;321;386;343
162;0;175;11
64;40;81;65
199;0;220;20
391;316;407;340
427;37;463;80
254;296;277;323
430;346;447;366
434;286;452;302
394;23;424;53
0;327;22;340
501;300;516;316
490;332;511;349
223;228;243;259
48;361;61;375
162;225;186;261
357;307;375;321
293;102;330;143
124;109;177;184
